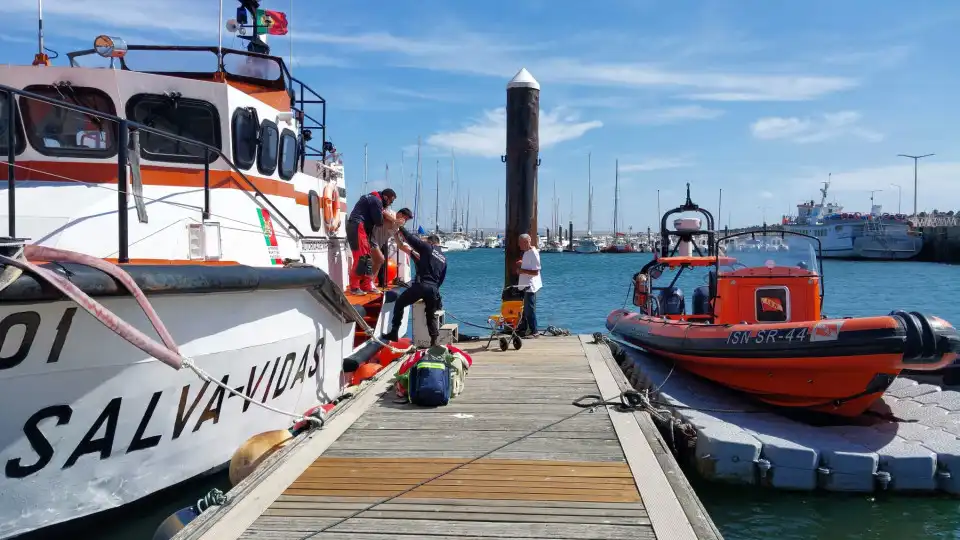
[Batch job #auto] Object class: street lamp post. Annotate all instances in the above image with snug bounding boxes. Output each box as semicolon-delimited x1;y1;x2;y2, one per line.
869;189;883;214
897;153;934;216
889;183;902;214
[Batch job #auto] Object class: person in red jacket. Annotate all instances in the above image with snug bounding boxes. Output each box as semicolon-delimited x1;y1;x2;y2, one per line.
346;188;397;293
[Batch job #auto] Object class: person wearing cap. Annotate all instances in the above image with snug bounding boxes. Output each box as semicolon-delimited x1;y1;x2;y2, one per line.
372;207;415;288
380;227;447;347
346;188;397;294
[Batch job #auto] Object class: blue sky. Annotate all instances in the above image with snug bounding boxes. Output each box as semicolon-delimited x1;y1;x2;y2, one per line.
4;0;960;232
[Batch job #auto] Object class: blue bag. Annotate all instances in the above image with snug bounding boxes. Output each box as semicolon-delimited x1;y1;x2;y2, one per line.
407;346;452;407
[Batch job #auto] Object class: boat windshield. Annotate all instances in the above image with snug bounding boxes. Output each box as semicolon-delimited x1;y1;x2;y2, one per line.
67;47;285;85
718;231;820;274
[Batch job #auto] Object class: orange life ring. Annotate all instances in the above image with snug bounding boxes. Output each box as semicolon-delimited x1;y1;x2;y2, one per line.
322;183;341;235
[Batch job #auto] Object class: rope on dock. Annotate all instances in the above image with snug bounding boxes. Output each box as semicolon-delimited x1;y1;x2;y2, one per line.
444;311;571;338
311;389;640;534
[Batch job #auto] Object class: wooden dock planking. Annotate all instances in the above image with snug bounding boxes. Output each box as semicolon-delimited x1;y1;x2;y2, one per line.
180;335;719;540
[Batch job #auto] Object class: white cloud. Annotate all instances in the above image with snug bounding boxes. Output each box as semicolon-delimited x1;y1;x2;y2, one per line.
820;45;913;69
10;1;857;103
631;105;724;124
294;30;857;102
619;157;694;172
381;87;466;103
8;0;214;35
750;111;883;143
426;107;602;158
292;55;350;68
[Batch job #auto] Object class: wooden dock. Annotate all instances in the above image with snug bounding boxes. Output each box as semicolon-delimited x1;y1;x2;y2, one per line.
176;335;722;540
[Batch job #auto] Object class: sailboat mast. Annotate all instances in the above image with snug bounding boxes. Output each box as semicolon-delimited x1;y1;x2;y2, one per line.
363;143;368;192
613;159;619;235
415;136;422;230
450;151;456;231
552;180;557;241
435;160;440;233
587;152;593;235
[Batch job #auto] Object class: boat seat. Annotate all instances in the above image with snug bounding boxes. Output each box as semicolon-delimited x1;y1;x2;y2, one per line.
659;286;685;316
692;285;711;315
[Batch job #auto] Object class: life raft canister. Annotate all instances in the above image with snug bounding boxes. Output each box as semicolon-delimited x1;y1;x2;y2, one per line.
632;273;649;308
321;183;341;235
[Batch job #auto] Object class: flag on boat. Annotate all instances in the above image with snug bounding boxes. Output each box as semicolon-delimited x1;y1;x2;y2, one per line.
256;9;289;35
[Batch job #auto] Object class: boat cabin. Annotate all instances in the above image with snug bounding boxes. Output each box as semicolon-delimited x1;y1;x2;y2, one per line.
637;232;824;326
0;37;350;271
635;185;825;326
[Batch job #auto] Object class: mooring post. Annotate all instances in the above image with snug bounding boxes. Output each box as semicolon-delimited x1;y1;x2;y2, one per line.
503;68;540;294
568;220;574;251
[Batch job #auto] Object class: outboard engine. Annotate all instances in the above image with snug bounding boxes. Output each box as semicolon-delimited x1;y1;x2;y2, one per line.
692;286;711;315
659;286;685;315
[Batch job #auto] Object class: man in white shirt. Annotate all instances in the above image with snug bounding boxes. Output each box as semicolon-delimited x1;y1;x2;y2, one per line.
515;233;542;338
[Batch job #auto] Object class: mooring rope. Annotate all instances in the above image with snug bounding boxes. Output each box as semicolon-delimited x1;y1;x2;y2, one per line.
313;389;642;534
0;246;413;428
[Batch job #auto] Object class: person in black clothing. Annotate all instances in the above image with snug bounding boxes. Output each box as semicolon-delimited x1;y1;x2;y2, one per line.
380;228;447;346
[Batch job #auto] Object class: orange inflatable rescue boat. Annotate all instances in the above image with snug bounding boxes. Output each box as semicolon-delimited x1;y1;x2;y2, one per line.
607;185;960;417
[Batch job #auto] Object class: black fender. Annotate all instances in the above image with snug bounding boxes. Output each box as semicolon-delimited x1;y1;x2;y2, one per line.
343;338;384;372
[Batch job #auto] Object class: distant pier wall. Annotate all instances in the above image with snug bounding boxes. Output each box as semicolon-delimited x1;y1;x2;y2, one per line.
916;225;960;263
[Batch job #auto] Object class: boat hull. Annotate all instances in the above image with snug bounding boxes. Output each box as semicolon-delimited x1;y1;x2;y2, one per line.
0;266;405;539
606;309;960;416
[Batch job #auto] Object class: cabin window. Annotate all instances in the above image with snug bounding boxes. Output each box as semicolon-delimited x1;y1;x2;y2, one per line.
278;128;298;180
755;286;789;323
19;84;117;158
0;92;26;157
231;107;259;170
126;94;220;164
257;120;278;176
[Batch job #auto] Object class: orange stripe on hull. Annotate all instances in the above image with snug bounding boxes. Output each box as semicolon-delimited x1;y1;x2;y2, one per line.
643;345;899;417
0;161;349;210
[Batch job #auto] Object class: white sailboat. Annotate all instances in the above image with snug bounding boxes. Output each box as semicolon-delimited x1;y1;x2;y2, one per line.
0;3;411;537
542;181;564;253
576;153;600;254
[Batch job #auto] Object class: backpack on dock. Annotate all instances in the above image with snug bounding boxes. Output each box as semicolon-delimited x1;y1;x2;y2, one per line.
395;344;472;406
407;346;453;406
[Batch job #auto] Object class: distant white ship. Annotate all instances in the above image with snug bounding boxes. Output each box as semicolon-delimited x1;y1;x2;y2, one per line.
576;235;601;253
441;234;471;252
483;236;501;249
782;179;922;260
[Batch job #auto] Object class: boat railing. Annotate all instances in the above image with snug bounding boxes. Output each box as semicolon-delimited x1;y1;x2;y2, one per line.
910;215;960;228
2;82;304;263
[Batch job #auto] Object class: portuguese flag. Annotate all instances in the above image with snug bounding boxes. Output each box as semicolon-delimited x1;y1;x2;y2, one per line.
256;9;289;36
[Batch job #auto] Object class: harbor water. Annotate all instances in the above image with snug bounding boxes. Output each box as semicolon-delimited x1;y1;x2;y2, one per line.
431;248;960;540
40;248;960;540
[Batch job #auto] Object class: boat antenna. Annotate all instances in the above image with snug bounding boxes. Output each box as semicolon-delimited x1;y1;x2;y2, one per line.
289;0;294;70
717;188;723;230
217;0;224;64
680;182;699;211
32;0;50;66
237;0;269;54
